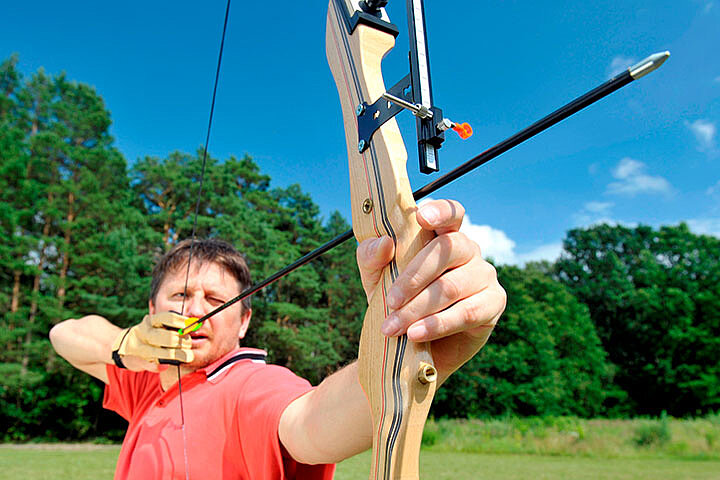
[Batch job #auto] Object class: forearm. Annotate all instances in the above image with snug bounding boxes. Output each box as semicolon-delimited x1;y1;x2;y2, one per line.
280;361;373;464
49;315;120;383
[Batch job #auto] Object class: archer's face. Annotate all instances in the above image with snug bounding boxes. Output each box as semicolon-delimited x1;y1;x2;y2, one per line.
149;261;251;369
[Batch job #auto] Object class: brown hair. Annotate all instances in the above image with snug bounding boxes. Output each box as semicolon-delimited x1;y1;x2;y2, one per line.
150;238;252;312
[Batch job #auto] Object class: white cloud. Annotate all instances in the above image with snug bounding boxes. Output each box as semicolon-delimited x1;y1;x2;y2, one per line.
584;201;614;214
606;158;672;196
416;199;517;261
614;158;643;177
460;216;517;265
707;180;720;196
687;119;717;153
459;214;562;266
607;55;637;78
573;201;617;226
420;199;564;266
687;218;720;237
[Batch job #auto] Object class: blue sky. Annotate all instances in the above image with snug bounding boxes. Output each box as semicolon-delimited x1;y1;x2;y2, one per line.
2;1;718;265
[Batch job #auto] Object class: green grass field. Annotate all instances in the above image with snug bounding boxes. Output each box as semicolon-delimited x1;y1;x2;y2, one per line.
2;417;719;479
1;446;719;480
336;451;720;480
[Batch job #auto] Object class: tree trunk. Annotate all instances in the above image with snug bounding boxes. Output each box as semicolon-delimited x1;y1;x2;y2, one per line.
21;270;43;373
10;270;20;313
21;197;52;374
162;202;176;247
56;191;75;310
7;270;21;352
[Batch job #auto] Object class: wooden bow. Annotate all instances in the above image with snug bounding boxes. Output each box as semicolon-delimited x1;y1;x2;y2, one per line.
326;2;437;478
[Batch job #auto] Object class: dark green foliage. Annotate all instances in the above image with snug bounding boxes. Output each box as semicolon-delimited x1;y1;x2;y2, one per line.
556;223;720;416
0;58;160;440
433;262;613;418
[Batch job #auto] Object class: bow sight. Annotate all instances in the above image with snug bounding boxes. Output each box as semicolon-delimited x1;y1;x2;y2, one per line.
347;0;472;174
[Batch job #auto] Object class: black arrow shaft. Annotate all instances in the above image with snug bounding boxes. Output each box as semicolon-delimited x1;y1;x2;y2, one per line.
182;68;637;331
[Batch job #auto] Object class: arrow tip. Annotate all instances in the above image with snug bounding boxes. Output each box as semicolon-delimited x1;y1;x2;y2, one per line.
629;51;670;80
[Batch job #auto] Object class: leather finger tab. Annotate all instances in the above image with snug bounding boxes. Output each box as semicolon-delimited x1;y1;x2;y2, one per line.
151;311;188;329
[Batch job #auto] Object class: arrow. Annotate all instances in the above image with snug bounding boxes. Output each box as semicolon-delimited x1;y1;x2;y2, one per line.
178;50;670;335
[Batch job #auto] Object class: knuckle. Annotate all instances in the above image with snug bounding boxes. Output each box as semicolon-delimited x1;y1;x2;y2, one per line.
463;301;484;327
497;286;508;312
472;238;483;257
423;315;447;337
453;230;483;256
498;281;507;300
437;276;462;301
477;258;497;278
434;232;456;251
445;231;476;257
403;269;426;294
395;306;417;326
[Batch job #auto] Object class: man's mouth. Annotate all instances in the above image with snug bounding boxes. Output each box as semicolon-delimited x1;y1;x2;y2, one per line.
189;332;209;342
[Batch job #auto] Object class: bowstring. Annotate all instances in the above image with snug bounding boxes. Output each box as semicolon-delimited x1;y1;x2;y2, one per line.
176;1;232;478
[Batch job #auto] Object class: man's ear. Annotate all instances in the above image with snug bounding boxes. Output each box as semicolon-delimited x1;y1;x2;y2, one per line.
148;300;156;315
238;309;252;339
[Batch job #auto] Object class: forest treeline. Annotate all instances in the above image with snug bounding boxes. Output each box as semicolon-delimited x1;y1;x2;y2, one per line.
1;56;718;441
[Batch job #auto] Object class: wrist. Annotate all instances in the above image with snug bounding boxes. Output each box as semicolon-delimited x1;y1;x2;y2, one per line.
111;328;131;369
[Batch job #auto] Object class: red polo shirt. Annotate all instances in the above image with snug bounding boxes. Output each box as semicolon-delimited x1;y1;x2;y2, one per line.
103;348;335;479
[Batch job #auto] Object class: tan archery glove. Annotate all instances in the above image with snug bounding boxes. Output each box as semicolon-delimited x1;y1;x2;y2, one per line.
111;312;194;367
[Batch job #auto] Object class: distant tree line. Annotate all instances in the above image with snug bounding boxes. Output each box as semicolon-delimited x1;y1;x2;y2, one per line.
1;56;718;441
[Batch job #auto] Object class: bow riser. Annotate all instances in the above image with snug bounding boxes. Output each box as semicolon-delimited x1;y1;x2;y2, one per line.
326;3;436;479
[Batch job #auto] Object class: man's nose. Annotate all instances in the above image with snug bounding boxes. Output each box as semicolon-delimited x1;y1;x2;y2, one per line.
182;296;207;319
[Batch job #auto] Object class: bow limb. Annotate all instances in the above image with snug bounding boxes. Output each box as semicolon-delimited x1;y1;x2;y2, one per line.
326;3;436;479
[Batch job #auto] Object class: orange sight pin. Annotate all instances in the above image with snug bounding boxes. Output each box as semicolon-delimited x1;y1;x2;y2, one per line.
452;122;473;139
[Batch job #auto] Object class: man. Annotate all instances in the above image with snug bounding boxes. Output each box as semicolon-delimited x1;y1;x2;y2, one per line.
50;200;506;479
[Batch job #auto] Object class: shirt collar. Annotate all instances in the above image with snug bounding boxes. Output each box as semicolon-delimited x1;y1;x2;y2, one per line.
197;347;268;376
